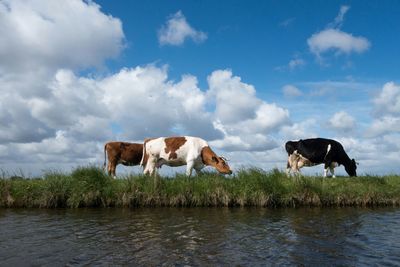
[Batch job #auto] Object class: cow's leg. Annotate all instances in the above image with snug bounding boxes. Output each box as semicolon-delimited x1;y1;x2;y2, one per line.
324;150;335;178
111;161;118;179
107;163;112;176
292;156;304;176
286;160;292;176
323;161;333;177
144;156;157;176
287;154;300;176
107;160;116;178
330;162;337;178
186;160;195;177
330;166;336;178
323;161;331;177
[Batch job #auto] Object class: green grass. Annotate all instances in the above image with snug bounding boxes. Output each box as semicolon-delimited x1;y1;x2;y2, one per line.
1;166;400;208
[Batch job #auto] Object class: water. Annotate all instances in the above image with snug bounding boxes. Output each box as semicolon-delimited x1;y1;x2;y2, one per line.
1;207;399;266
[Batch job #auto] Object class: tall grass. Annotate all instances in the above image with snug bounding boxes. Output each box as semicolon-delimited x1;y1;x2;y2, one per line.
1;166;399;208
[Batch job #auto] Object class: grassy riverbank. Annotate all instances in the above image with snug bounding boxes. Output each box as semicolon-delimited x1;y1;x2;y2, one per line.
1;166;400;208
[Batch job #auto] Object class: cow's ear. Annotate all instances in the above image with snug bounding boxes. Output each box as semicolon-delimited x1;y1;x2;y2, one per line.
212;156;219;163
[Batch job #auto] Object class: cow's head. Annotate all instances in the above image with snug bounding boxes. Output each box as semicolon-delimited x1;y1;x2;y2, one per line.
210;156;232;175
201;146;232;174
345;159;357;177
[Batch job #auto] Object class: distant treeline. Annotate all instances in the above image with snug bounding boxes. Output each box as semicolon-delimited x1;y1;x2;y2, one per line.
1;166;399;208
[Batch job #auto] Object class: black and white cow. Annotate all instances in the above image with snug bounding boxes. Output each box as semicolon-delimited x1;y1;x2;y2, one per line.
285;138;357;177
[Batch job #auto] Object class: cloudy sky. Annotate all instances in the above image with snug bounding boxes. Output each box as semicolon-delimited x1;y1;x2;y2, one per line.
1;0;399;176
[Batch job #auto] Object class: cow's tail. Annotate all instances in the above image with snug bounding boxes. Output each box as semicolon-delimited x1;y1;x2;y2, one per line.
140;139;149;167
103;143;108;171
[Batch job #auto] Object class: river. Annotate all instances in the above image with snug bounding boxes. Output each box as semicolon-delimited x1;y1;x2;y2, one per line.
1;207;399;266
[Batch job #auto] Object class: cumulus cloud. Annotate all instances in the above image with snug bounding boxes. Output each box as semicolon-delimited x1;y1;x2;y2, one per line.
0;0;124;146
367;116;400;137
235;103;290;134
210;121;277;152
307;5;370;61
366;82;400;138
29;69;108;130
328;111;356;132
282;85;303;98
158;11;207;46
0;0;124;72
207;70;261;124
100;65;220;140
373;82;400;116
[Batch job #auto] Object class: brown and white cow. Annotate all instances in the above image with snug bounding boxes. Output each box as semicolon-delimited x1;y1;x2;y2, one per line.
103;141;143;178
140;136;232;176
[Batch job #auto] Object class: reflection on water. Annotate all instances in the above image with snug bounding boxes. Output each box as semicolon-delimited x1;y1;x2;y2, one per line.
0;207;399;266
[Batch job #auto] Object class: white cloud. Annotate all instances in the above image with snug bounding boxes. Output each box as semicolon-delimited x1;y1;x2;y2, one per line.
373;82;400;116
100;65;219;140
207;70;261;124
235;103;290;134
282;85;303;98
0;0;124;72
328;111;356;132
308;29;370;57
158;10;207;46
29;69;108;130
0;0;124;146
367;116;400;137
367;82;400;137
210;121;277;152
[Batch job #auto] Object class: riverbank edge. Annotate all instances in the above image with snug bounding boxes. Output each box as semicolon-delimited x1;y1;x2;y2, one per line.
1;166;400;208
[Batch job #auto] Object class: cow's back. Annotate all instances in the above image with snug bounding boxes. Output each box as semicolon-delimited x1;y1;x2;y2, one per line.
145;136;207;162
297;138;341;163
164;136;207;161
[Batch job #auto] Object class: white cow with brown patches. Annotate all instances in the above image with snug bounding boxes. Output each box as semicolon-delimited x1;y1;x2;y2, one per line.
140;136;232;176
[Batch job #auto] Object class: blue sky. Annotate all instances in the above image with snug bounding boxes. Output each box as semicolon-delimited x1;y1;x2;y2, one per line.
0;0;399;176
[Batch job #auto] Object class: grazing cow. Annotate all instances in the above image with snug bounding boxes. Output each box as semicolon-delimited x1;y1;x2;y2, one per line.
103;142;143;178
141;136;232;176
285;138;357;177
